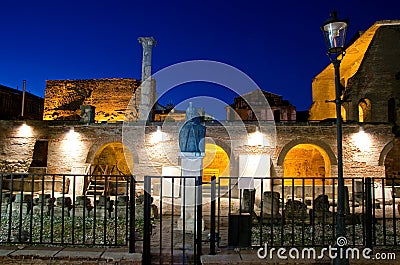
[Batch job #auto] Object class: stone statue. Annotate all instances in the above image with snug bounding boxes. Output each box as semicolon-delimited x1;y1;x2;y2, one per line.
179;102;206;153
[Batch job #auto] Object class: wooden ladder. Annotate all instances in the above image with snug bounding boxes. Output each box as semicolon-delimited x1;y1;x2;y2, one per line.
85;165;109;196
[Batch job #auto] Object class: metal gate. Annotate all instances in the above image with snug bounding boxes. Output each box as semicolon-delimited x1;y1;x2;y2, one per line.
142;176;203;265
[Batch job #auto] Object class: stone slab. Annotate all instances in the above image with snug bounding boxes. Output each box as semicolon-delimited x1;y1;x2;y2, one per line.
0;246;18;256
101;249;141;261
201;254;242;264
9;246;62;258
55;247;105;259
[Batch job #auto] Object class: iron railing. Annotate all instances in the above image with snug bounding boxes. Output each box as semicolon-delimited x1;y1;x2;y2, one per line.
1;174;400;264
142;175;203;265
211;176;400;248
141;175;399;264
0;173;140;251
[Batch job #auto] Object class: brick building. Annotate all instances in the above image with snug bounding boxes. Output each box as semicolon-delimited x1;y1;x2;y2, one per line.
226;90;296;122
0;84;44;120
310;20;400;129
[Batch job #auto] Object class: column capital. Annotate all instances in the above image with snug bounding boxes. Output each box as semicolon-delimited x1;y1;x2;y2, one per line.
138;37;157;47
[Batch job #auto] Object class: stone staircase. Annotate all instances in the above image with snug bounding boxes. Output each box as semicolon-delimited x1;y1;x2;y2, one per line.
85;176;108;196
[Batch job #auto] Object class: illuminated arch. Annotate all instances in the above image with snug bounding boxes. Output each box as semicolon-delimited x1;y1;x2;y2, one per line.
277;139;336;166
278;141;334;186
203;143;230;186
89;142;135;175
379;140;394;166
358;98;371;122
382;140;400;184
341;105;347;122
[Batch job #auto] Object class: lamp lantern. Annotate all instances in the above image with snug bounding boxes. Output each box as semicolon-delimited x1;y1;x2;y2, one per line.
321;11;349;54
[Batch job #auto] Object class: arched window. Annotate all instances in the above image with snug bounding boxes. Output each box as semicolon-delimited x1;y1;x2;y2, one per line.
358;98;371;122
341;106;347;122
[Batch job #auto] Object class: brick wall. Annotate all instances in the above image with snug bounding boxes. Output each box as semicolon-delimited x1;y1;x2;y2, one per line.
346;25;400;123
43;78;140;122
0;120;395;181
0;121;48;172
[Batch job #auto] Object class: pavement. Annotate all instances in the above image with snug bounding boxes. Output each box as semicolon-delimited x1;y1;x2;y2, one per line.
1;245;399;264
0;245;142;264
201;247;400;265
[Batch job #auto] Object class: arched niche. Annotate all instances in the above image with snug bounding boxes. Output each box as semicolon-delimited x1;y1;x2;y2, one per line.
203;143;230;186
358;98;372;122
88;142;135;175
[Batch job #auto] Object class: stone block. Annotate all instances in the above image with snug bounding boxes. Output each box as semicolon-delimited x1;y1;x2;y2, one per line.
240;189;255;214
74;206;93;218
93;206;109;218
262;191;280;216
52;206;70;217
112;206;129;218
284;199;309;224
8;202;30;215
116;195;129;206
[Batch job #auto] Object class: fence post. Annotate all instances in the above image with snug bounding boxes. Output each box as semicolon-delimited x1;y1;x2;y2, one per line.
209;175;216;255
143;176;152;263
365;177;373;250
196;175;203;264
129;175;136;253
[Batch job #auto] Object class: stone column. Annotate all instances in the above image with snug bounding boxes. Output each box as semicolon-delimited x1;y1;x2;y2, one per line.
177;152;205;232
138;37;156;121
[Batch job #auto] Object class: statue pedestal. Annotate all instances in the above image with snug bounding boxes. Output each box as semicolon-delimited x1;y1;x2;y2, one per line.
177;152;205;232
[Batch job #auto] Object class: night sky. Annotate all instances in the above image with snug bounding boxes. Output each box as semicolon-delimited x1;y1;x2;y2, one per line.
1;0;399;119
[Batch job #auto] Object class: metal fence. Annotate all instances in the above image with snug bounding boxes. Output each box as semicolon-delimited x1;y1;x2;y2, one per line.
142;176;400;264
1;173;400;264
142;175;203;265
212;176;400;248
0;173;139;252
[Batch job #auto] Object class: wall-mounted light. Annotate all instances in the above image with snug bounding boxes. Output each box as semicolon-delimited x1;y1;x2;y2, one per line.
63;126;81;155
66;126;79;141
247;126;267;146
352;126;372;152
150;125;164;144
17;121;32;137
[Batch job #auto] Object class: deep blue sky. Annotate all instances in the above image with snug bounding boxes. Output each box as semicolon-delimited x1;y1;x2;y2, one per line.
1;0;399;119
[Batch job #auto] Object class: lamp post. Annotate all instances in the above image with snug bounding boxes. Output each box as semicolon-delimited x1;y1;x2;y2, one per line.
321;11;349;265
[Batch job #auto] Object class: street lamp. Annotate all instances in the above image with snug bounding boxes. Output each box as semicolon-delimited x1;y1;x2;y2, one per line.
321;11;349;265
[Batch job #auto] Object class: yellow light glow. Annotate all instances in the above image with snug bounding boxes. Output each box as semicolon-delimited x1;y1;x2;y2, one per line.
203;143;230;185
283;144;331;186
358;105;364;122
352;128;371;152
93;142;134;175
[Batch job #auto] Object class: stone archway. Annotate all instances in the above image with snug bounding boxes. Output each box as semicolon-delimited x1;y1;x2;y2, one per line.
202;143;230;186
358;98;372;122
91;142;134;175
283;144;332;185
383;139;400;185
